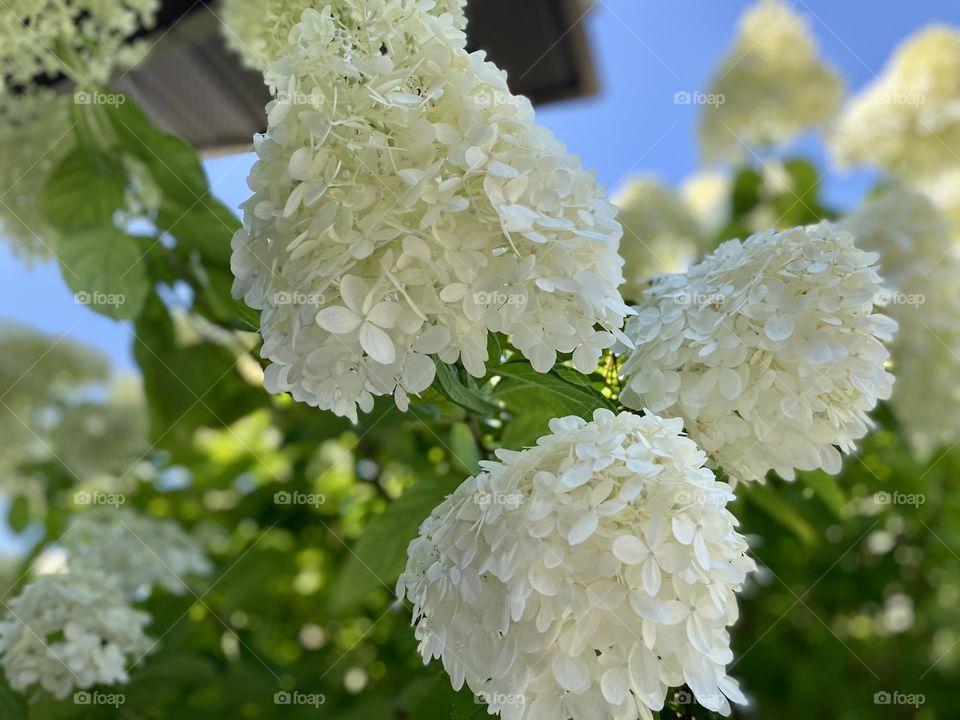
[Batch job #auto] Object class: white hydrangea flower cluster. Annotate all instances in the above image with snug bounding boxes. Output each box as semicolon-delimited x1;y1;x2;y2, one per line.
699;0;842;163
64;508;213;596
619;223;897;484
0;89;74;260
843;190;960;457
232;1;629;421
831;26;960;181
613;178;708;301
398;409;755;719
220;0;467;70
0;0;159;88
0;571;153;699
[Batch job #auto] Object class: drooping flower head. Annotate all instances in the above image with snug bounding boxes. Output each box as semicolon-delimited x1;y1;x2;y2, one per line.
831;25;960;181
699;0;842;163
843;190;960;457
398;409;755;719
0;0;160;88
613;177;708;301
220;0;468;70
620;223;897;484
232;1;629;421
0;571;153;699
64;508;212;597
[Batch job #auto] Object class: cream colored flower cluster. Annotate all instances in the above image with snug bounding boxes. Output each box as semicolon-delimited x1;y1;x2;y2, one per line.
843;190;960;457
613;178;708;301
232;1;628;421
398;410;755;719
220;0;467;70
700;0;842;163
0;571;152;699
64;508;213;596
832;26;960;181
619;223;897;484
0;509;210;698
0;0;159;88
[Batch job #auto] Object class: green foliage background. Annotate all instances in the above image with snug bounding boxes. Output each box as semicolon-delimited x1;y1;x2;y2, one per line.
0;89;957;720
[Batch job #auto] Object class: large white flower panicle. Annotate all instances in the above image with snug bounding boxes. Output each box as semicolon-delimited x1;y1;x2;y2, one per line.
699;0;842;163
220;0;468;71
843;190;960;457
0;0;160;88
619;223;897;485
0;571;153;699
613;178;708;301
64;508;213;596
398;410;755;719
232;1;628;421
831;25;960;181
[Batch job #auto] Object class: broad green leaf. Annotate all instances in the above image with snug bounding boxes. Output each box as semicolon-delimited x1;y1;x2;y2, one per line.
449;422;480;475
432;360;499;415
56;228;150;319
0;673;27;720
329;476;452;613
800;471;847;521
7;494;30;533
41;147;125;232
450;688;487;719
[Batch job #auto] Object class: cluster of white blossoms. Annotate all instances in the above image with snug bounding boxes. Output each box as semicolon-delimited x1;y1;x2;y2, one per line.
843;190;960;457
232;1;629;421
64;509;213;596
619;223;897;484
0;571;153;699
398;410;755;719
0;0;160;88
0;509;210;698
613;178;708;301
699;0;842;163
0;89;74;260
831;26;960;182
220;0;467;70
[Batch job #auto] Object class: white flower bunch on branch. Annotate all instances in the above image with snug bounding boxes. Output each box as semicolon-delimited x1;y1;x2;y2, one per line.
620;223;897;484
398;409;754;719
231;1;629;421
0;571;153;699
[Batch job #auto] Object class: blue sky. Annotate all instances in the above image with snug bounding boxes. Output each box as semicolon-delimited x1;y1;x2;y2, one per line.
1;0;958;374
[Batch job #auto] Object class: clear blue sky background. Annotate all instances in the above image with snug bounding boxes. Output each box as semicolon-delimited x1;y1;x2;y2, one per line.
2;0;958;374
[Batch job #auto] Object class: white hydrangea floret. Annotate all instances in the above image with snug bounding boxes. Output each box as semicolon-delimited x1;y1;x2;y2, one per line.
699;0;842;163
0;0;160;88
843;190;960;457
0;571;153;699
232;1;629;421
64;508;212;597
831;25;960;181
220;0;467;70
619;223;897;484
613;177;708;301
398;409;755;719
